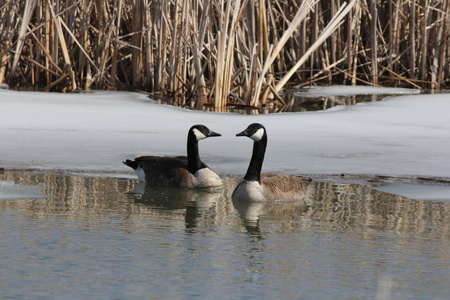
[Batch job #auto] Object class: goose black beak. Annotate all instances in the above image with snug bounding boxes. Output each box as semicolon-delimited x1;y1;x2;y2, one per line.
209;131;221;137
236;129;248;137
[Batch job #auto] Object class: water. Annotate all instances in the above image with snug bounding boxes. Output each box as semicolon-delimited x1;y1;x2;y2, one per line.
152;91;393;113
151;87;427;113
0;171;449;299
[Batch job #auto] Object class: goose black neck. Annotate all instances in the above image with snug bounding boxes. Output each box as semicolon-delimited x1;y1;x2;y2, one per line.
187;132;207;174
243;135;267;183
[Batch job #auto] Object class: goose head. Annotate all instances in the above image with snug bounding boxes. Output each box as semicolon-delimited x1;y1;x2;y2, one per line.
190;124;222;141
236;123;266;142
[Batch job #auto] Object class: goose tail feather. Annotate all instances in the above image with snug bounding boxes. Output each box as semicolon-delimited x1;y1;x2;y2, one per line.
123;159;139;170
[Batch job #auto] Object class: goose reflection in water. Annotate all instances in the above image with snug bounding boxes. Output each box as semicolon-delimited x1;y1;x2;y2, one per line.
127;182;224;229
232;198;310;233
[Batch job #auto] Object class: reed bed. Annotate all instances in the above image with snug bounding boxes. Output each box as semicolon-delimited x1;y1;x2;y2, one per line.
1;0;449;109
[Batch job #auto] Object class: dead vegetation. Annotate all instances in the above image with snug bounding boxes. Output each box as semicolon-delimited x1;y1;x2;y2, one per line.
0;0;449;109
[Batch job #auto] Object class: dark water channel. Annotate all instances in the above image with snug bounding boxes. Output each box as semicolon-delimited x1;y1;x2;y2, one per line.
0;171;449;299
152;87;428;114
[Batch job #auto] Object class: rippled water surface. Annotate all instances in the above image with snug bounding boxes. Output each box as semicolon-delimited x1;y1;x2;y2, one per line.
0;171;449;299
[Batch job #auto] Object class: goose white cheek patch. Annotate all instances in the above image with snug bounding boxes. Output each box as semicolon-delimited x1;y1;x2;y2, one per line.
250;128;264;141
192;128;207;140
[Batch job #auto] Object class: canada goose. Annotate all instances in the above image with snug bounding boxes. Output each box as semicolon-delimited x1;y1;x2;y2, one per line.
232;123;310;202
123;124;223;188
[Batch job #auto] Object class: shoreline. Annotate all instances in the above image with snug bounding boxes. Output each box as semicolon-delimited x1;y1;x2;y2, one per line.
2;167;450;184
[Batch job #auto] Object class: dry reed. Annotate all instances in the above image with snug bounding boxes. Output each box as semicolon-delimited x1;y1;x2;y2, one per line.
0;0;449;109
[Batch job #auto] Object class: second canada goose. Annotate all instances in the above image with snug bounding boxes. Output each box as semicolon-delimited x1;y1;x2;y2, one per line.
232;123;310;202
123;124;223;189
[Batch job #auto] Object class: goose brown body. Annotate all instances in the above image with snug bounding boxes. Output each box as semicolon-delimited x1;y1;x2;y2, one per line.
260;173;309;199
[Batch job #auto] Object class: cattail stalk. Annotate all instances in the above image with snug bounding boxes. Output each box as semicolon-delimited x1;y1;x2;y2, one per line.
1;0;449;106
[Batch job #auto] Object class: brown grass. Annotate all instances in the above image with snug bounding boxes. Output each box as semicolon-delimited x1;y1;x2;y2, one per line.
0;0;449;109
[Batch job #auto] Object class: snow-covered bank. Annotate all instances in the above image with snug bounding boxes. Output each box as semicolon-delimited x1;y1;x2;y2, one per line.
1;88;449;178
293;85;421;97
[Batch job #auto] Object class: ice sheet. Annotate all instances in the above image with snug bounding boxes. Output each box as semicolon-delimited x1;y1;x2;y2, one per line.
294;85;422;97
1;87;449;178
372;184;450;201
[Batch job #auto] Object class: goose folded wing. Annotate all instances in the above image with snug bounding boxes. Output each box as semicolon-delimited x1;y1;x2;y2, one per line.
261;174;309;199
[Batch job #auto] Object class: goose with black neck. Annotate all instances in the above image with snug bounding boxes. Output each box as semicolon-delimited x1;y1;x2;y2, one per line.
232;123;310;202
124;124;223;189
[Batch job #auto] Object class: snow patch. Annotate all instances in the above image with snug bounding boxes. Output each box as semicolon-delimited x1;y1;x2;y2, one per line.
294;85;421;98
0;88;449;178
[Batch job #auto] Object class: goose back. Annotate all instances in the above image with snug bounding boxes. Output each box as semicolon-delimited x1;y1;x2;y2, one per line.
261;174;310;200
128;156;191;187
